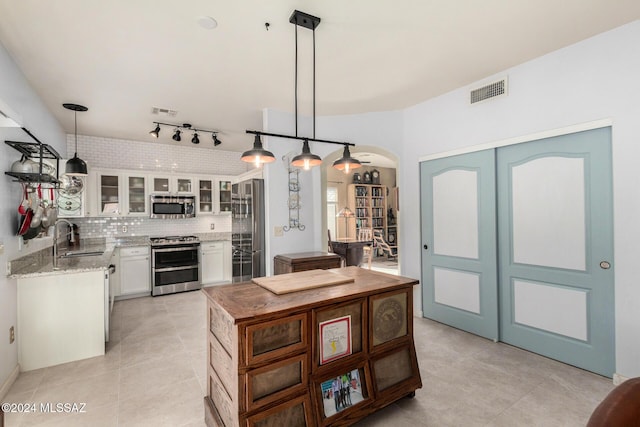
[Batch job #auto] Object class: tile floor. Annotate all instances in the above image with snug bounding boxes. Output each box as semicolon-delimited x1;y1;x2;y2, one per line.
3;289;614;426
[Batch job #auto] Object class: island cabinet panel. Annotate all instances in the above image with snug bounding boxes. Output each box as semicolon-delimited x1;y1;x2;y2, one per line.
203;266;421;427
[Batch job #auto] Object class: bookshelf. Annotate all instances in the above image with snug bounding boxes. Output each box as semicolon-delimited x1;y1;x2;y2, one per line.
347;184;389;241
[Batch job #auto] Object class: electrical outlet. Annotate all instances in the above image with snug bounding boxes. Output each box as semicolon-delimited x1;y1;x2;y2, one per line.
274;226;284;237
9;326;15;344
122;225;127;233
210;223;215;230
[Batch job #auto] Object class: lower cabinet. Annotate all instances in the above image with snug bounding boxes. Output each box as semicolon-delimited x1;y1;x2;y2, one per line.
17;270;106;371
203;268;421;427
201;241;231;285
114;246;150;298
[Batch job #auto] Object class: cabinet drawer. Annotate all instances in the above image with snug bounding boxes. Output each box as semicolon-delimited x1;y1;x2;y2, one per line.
201;241;224;251
245;354;308;412
245;393;312;427
245;313;308;366
120;246;149;257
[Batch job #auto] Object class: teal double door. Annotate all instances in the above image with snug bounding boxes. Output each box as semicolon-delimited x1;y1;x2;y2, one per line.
420;127;615;377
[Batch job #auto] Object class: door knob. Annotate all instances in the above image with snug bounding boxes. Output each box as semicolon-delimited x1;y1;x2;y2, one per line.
423;244;428;250
599;261;611;269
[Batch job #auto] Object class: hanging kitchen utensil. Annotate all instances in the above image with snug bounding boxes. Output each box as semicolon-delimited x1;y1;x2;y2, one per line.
59;174;84;195
18;183;29;215
30;184;44;228
42;188;57;228
22;222;41;240
18;207;33;236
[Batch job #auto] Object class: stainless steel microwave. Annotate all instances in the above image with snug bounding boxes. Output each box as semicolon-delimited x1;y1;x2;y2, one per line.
150;195;196;219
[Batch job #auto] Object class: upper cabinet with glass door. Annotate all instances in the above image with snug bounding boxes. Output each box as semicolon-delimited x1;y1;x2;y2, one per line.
217;178;232;214
126;174;148;216
150;175;194;195
97;172;122;216
198;178;214;215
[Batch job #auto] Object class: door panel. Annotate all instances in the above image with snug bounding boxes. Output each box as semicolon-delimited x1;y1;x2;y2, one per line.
498;127;614;377
420;149;498;341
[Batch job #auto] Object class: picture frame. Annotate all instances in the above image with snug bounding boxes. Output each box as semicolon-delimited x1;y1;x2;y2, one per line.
319;315;352;365
313;362;372;423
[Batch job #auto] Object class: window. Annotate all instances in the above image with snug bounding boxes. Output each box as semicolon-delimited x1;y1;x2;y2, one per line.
327;187;338;241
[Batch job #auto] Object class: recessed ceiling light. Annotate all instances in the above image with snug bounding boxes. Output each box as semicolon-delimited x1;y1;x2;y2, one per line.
197;16;218;30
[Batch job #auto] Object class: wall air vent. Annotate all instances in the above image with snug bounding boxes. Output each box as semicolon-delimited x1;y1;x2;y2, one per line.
470;77;508;104
151;107;178;117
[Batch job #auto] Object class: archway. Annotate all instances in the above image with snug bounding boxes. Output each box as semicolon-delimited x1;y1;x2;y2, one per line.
321;146;400;274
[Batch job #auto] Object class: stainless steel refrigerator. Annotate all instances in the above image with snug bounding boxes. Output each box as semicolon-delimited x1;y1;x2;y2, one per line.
231;179;265;283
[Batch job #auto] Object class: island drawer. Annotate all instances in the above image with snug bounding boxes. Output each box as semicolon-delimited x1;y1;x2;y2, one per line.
243;313;308;366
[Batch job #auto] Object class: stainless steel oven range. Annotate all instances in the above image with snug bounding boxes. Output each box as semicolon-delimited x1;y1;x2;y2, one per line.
150;235;201;296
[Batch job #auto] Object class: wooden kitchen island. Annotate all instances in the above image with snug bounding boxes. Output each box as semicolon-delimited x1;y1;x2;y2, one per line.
202;266;421;427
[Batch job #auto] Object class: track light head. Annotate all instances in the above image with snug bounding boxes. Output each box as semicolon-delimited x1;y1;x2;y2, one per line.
191;133;200;144
172;129;181;142
212;134;222;146
149;124;160;138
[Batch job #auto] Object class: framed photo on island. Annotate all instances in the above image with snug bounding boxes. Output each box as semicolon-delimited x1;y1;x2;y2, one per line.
314;363;372;423
319;315;352;365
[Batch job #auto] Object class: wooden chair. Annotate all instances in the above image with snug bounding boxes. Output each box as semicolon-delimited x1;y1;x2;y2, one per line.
372;230;398;260
327;229;346;267
358;228;373;269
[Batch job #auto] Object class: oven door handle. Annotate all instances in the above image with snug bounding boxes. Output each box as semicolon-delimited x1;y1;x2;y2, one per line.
152;245;200;253
153;265;199;273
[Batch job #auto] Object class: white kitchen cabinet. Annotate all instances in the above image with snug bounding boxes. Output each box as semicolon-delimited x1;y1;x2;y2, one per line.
197;178;214;215
117;246;151;297
150;175;194;195
125;174;148;216
216;177;233;214
17;270;105;371
96;170;123;216
200;241;231;285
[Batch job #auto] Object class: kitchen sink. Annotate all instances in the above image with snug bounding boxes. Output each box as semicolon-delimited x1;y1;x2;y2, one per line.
60;250;104;258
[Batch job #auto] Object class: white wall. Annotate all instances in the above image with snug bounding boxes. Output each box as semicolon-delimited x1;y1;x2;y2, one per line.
0;41;67;394
401;21;640;379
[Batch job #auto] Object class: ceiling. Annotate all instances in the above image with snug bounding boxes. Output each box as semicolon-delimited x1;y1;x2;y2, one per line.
1;1;639;164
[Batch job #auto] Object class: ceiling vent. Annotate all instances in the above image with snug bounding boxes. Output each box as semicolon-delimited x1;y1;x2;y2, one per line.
151;107;178;117
470;77;508;104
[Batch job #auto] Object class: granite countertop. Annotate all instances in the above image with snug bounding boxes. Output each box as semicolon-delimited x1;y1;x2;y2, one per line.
195;232;232;242
9;243;114;279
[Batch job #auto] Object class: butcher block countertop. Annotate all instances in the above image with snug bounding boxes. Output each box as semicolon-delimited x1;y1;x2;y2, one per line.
201;266;419;322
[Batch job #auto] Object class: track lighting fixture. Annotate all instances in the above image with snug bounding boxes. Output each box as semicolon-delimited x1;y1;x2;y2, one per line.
242;10;357;172
149;121;221;147
149;124;160;138
63;103;89;176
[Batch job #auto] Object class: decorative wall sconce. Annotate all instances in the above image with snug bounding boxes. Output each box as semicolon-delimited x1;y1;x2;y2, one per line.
150;122;222;146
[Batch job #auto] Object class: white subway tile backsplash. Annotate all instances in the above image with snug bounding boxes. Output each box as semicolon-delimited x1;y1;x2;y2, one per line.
64;133;243;237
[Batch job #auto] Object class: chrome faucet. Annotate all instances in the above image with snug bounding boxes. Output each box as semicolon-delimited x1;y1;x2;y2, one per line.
52;219;76;268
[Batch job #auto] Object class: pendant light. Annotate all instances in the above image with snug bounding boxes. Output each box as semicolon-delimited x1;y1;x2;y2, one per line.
63;103;88;176
332;145;362;174
291;139;322;170
241;134;276;168
242;11;359;171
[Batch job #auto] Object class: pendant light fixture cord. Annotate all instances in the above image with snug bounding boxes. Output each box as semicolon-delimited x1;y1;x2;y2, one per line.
74;110;78;155
294;22;298;137
313;27;316;139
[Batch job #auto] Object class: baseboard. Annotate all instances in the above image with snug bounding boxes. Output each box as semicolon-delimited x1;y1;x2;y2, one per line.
0;365;20;401
613;373;629;385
